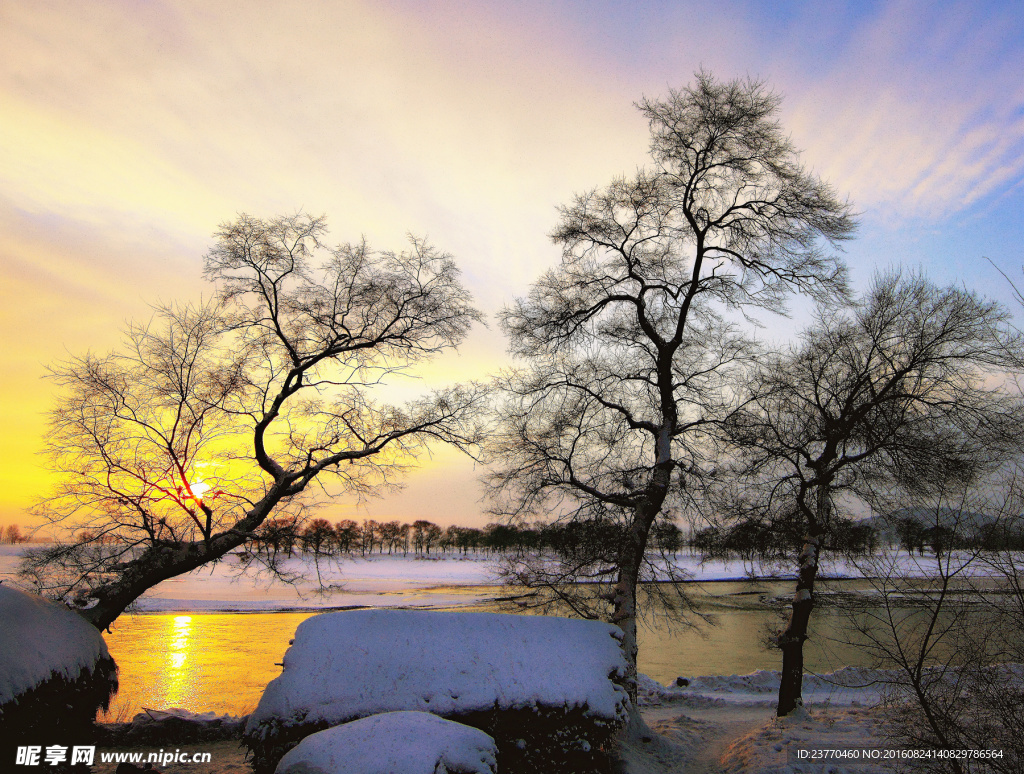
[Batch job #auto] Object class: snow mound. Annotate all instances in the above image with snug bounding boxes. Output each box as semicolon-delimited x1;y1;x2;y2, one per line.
247;610;629;731
0;584;110;706
275;712;497;774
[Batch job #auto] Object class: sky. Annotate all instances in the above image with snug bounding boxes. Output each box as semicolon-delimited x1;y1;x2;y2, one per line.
2;0;1023;533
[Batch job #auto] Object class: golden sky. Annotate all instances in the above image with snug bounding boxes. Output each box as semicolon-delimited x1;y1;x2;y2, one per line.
2;1;1023;532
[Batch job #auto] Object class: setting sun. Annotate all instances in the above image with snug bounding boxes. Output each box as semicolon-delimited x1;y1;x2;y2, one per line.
186;481;210;500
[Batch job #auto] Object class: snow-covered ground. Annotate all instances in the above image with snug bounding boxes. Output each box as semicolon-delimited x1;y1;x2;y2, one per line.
628;664;965;774
639;667;886;710
0;545;507;611
0;544;1006;613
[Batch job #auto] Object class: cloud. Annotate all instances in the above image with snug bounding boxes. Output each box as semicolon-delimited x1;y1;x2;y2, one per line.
776;1;1024;222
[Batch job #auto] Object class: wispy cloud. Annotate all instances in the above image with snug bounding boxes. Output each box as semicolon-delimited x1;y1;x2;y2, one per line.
777;1;1024;221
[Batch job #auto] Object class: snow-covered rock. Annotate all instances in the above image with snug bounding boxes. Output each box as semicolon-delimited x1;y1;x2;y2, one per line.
0;583;112;707
274;712;497;774
0;584;118;739
245;610;629;771
249;610;628;726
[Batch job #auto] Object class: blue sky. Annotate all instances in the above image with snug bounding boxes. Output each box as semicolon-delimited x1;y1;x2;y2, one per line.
2;0;1022;528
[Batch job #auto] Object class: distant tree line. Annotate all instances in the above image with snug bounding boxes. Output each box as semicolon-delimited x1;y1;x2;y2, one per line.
247;510;1024;563
57;510;1024;561
889;512;1024;557
690;513;878;561
27;507;1017;564
238;516;686;561
692;510;1024;562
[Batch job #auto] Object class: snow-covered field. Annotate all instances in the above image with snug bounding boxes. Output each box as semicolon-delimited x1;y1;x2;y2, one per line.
0;543;1001;613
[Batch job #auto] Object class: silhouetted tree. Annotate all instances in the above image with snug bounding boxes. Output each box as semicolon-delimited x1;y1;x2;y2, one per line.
333;519;360;554
361;520;380;556
894;515;927;556
378;520;405;554
302;518;335;557
652;519;683;557
22;213;485;630
726;271;1024;715
411;520;443;555
486;72;855;693
2;524;24;544
258;517;299;559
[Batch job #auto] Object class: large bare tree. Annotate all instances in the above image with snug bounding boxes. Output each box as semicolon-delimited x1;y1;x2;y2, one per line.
725;271;1024;715
485;73;856;694
23;213;485;631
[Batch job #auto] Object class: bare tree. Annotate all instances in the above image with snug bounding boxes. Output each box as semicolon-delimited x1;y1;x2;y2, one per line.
2;524;24;544
22;213;485;631
411;519;442;555
485;72;855;694
725;271;1024;715
333;519;360;554
377;520;405;554
301;518;336;557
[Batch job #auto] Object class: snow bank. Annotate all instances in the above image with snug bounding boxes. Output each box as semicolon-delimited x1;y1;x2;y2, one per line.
638;667;890;708
275;712;497;774
245;610;629;771
7;544;1016;615
0;584;111;706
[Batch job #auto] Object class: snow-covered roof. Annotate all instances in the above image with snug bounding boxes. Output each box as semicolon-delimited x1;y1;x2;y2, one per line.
0;584;110;707
247;610;628;735
275;711;497;774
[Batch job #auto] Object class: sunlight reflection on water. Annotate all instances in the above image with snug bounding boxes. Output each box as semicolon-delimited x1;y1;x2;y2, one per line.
101;612;316;721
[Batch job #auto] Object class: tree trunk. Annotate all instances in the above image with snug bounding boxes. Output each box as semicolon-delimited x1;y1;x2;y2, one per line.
775;539;819;716
612;486;666;703
776;485;828;716
613;552;642;703
79;532;249;631
74;491;289;631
